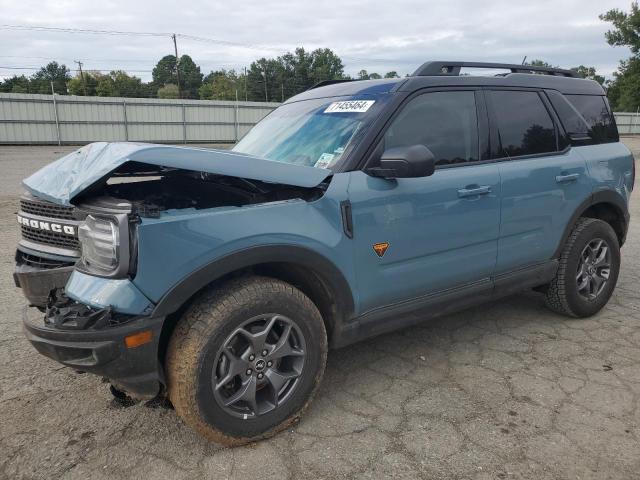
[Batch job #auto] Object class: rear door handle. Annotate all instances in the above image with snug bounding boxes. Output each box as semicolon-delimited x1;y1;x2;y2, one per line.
458;185;491;198
555;173;580;183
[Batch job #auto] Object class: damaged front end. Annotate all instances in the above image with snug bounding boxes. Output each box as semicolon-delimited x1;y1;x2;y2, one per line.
17;142;334;398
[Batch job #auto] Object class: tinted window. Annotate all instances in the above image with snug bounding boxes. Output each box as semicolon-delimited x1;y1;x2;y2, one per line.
489;90;557;157
384;91;478;166
546;90;589;136
565;94;618;143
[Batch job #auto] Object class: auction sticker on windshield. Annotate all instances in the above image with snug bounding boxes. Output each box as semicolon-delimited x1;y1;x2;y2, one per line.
324;100;375;113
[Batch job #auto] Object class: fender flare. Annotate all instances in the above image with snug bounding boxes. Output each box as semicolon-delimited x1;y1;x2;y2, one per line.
151;244;356;322
553;190;629;258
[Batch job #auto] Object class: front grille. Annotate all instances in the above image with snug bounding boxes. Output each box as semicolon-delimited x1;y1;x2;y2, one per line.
20;198;76;220
17;251;74;269
20;224;80;250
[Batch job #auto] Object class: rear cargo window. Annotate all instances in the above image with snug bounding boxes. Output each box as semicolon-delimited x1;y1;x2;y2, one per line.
565;94;618;144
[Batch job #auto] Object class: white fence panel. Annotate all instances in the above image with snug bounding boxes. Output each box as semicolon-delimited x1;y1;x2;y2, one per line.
0;93;279;145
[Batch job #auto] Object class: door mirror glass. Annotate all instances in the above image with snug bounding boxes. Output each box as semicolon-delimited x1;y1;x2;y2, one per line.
367;145;436;179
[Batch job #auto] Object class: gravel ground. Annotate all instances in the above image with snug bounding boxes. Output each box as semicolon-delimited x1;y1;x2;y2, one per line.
0;141;639;480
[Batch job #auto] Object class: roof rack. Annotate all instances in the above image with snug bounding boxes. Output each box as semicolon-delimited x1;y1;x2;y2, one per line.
412;61;580;78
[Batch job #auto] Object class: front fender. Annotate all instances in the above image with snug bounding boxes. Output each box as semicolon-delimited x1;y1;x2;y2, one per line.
131;173;356;316
151;244;355;321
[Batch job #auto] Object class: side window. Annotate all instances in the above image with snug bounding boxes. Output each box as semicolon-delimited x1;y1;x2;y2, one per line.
383;91;479;166
489;90;557;157
565;94;618;143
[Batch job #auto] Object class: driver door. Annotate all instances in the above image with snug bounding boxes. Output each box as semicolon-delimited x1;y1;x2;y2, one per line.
347;89;501;315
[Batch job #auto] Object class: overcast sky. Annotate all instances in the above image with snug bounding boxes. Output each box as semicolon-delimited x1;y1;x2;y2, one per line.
0;0;633;81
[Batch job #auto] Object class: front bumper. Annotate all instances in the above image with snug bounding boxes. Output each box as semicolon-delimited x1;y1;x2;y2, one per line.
23;305;165;399
14;250;75;308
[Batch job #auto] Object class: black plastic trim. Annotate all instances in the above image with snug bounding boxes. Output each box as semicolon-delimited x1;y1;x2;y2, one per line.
552;190;630;258
335;279;493;347
334;259;560;348
340;200;354;239
412;61;579;78
23;306;164;398
151;245;356;324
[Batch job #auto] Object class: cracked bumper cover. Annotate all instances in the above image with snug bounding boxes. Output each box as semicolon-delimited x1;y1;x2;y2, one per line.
22;305;165;399
13;259;74;308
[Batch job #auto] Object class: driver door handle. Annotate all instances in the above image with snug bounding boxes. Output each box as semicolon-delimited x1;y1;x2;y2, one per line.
458;185;491;198
555;173;580;183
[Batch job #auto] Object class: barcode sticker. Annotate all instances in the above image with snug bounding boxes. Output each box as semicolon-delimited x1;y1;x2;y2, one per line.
324;100;375;113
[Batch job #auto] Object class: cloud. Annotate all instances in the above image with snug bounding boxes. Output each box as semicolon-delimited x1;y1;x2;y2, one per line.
0;0;632;81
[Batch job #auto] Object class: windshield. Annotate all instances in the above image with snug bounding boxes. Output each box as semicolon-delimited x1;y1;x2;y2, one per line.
232;96;386;170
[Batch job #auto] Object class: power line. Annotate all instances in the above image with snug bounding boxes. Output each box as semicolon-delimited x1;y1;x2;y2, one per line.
0;24;280;51
0;24;170;37
0;66;155;72
0;23;425;67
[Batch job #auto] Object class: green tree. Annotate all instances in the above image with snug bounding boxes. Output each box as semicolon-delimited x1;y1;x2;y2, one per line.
571;65;605;85
30;61;70;94
600;3;640;54
87;71;149;97
601;2;640;110
384;71;399;78
357;70;382;80
309;48;345;84
158;83;180;99
152;54;203;98
0;75;31;93
605;58;640;111
67;71;100;96
178;55;203;98
152;55;177;86
526;59;558;68
199;69;243;100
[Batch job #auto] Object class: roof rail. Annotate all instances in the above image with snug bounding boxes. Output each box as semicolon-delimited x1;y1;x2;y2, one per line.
308;79;354;90
412;61;580;78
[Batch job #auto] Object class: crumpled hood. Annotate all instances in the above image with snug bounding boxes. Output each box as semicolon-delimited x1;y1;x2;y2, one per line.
23;142;332;205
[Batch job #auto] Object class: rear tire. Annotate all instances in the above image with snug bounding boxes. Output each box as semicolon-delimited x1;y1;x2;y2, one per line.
544;217;620;317
166;276;327;445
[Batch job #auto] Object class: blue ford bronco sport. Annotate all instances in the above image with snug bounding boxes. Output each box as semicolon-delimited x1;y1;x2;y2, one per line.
15;61;634;444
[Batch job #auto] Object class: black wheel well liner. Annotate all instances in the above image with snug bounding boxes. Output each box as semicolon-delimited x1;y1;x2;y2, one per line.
152;245;355;354
554;190;629;258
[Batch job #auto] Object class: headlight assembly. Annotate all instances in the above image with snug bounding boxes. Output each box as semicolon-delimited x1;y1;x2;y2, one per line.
77;213;131;277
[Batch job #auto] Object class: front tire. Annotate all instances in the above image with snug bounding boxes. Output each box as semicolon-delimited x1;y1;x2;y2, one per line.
166;276;327;445
545;217;620;317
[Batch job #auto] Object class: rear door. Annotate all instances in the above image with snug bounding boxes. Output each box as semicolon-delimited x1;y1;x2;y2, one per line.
348;89;501;314
486;89;592;274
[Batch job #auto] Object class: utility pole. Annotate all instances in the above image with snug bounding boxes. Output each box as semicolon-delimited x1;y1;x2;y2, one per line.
74;60;88;95
244;67;247;101
262;68;268;102
172;33;182;99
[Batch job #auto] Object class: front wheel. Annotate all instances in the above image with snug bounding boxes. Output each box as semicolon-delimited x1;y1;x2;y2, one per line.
166;276;327;445
545;217;620;317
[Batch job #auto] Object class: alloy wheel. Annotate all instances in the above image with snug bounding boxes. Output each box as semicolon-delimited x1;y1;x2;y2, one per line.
212;314;306;418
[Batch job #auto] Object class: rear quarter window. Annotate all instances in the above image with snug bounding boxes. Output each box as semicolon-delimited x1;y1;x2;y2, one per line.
565;94;619;144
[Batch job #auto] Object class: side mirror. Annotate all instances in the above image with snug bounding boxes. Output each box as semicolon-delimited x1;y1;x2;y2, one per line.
367;145;436;179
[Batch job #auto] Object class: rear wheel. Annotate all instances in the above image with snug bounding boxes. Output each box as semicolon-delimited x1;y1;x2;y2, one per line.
545;217;620;317
166;276;327;445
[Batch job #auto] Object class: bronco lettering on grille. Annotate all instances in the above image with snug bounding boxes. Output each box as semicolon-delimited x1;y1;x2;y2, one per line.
16;215;75;235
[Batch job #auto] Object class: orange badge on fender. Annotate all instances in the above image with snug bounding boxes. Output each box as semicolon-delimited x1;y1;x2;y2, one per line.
373;242;389;258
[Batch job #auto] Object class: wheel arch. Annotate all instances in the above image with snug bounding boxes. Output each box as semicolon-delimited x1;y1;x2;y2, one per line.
153;245;356;361
554;191;629;258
